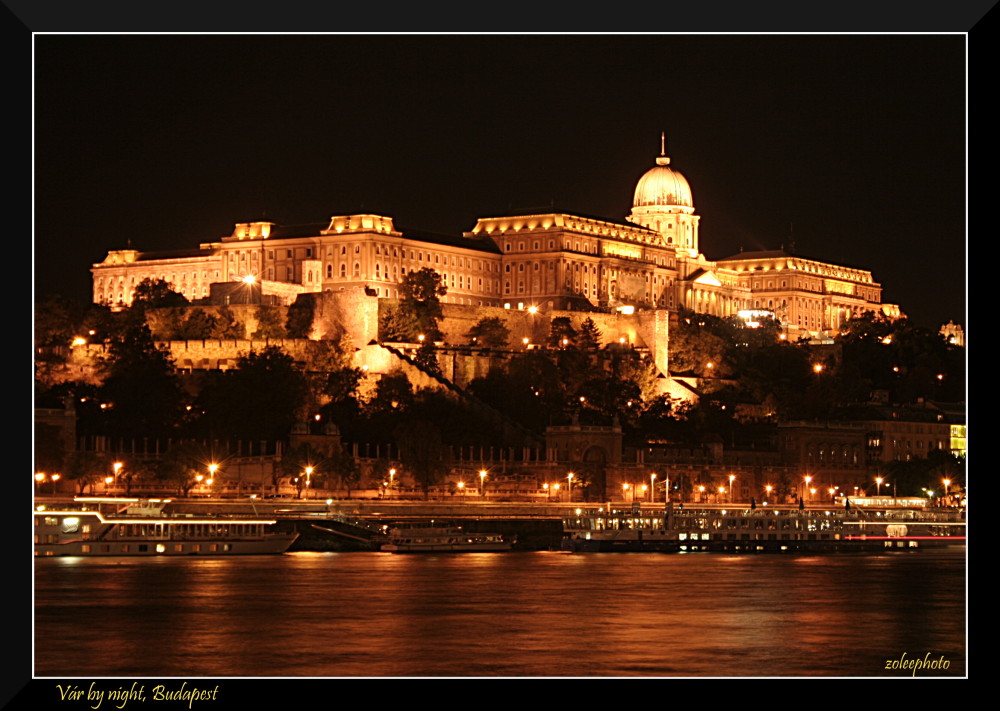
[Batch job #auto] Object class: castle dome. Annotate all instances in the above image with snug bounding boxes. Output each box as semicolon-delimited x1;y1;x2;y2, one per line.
633;153;693;209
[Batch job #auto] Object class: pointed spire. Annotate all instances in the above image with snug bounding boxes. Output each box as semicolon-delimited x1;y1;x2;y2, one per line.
656;131;671;166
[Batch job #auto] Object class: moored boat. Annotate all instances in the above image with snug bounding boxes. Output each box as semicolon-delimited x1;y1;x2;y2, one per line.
381;526;514;553
34;499;299;556
562;502;966;553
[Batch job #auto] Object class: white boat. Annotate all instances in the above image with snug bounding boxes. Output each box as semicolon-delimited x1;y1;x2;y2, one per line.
381;527;514;553
34;499;299;557
562;503;966;553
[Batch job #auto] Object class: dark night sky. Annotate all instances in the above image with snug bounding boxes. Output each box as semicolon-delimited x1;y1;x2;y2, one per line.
33;34;967;329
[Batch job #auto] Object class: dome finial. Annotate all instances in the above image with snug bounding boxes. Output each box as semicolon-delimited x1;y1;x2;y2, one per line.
656;131;670;166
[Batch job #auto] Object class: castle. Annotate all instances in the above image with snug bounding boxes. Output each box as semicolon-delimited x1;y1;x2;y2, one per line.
92;139;897;347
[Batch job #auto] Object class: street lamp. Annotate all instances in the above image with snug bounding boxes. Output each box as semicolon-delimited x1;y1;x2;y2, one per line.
764;484;773;503
567;472;575;502
305;466;315;499
388;468;396;500
51;473;61;494
479;469;487;498
112;461;123;492
34;472;45;493
728;474;736;504
457;480;465;497
943;478;951;499
622;482;630;502
803;475;813;503
650;473;657;504
875;476;884;498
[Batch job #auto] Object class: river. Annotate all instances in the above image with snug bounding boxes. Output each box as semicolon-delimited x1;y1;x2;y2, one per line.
34;548;965;679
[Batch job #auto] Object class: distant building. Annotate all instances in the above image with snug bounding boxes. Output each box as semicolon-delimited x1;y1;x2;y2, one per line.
940;320;965;347
92;138;895;341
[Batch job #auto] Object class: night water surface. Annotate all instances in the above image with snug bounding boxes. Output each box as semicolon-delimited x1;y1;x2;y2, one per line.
35;549;966;678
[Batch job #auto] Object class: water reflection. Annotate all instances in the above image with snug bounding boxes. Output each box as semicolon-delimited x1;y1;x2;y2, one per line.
35;549;965;677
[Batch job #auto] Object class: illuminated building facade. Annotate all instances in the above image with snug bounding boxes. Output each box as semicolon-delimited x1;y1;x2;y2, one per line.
92;142;894;338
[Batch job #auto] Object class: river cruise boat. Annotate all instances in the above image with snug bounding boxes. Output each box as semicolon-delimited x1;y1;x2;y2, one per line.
562;502;966;553
34;499;299;557
381;526;514;553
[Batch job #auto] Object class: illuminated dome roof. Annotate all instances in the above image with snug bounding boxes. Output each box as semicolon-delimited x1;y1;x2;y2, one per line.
633;154;693;208
633;138;693;209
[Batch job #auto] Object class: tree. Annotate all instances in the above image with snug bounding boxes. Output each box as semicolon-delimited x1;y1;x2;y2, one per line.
114;456;156;496
667;312;731;377
178;309;218;340
579;317;603;350
194;346;308;442
252;305;286;339
35;293;86;348
394;419;450;499
398;268;447;340
278;443;330;497
64;450;111;495
379;301;420;342
547;317;578;348
328;448;361;498
286;294;317;338
465;317;510;348
98;321;186;439
211;305;245;339
131;278;189;310
146;307;189;340
156;442;213;496
413;341;443;377
367;371;415;415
